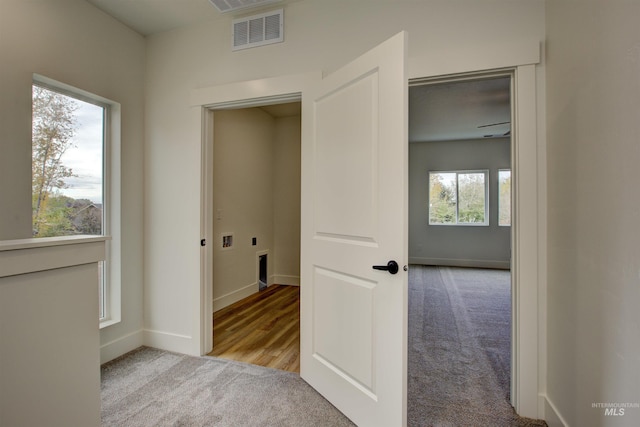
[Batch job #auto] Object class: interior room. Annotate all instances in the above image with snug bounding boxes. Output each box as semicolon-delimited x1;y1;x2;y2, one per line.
2;1;639;427
207;103;302;371
407;76;515;424
409;77;512;269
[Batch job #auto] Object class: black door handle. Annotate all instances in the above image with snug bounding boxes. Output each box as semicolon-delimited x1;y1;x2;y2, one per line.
372;260;399;275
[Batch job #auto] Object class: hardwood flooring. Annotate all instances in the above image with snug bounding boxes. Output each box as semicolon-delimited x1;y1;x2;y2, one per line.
207;284;300;373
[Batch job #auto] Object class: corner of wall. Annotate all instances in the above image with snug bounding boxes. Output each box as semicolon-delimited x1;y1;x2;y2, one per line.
273;274;300;286
100;329;144;364
541;394;569;427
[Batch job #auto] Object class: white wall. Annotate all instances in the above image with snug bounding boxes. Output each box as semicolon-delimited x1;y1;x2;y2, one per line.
144;0;544;365
0;0;146;363
409;138;511;269
545;1;640;426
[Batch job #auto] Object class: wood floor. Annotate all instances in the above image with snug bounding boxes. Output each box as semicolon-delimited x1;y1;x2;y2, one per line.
207;284;300;373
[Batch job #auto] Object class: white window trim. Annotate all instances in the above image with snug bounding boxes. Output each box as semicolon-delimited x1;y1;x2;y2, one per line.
33;74;121;328
428;169;490;226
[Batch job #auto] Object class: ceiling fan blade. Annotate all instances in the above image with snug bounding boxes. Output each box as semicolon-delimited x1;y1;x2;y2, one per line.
477;121;510;129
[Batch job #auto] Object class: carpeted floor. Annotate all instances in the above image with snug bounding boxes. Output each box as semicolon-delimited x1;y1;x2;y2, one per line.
102;265;547;426
101;346;354;427
407;265;547;427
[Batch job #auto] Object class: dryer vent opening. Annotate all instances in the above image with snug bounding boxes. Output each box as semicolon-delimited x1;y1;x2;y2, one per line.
259;254;268;291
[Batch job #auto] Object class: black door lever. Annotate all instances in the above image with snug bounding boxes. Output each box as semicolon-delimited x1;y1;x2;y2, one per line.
372;260;399;275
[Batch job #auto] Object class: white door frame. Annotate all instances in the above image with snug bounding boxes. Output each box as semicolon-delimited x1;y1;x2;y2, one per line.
409;66;538;416
407;40;544;420
194;72;321;355
194;41;544;420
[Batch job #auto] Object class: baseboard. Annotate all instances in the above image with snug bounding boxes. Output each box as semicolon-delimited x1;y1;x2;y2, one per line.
143;329;195;355
409;257;510;270
273;274;300;286
213;282;259;312
542;394;569;427
100;329;144;364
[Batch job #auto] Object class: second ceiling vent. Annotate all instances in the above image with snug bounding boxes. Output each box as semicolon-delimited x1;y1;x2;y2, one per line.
232;9;284;51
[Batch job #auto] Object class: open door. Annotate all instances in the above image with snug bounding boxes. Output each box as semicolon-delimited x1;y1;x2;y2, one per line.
300;32;408;426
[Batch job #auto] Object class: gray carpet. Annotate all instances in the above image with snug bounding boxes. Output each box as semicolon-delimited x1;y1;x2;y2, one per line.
102;267;546;426
408;265;546;427
101;347;355;427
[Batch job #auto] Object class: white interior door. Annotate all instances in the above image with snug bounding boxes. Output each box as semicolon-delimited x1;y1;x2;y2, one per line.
300;32;408;427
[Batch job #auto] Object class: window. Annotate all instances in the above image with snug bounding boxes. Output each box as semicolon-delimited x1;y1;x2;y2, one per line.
498;169;511;226
32;76;120;325
32;85;105;238
429;171;488;225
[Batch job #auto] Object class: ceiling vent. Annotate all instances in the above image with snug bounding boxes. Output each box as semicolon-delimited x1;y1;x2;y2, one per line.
232;9;283;51
209;0;281;14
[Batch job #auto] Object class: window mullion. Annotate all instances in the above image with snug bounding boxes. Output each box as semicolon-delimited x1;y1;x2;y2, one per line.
455;172;460;224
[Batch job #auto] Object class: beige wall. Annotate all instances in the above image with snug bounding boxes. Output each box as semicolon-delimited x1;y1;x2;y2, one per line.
212;108;301;310
213;108;275;305
546;1;640;425
273;115;302;285
0;0;146;362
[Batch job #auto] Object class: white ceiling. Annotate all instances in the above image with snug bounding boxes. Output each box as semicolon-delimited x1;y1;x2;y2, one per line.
84;1;511;142
85;0;220;36
409;77;511;143
85;0;294;36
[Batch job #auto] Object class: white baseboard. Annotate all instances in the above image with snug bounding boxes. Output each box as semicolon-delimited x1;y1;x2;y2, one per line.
409;257;510;270
213;282;259;312
542;394;569;427
100;329;144;364
273;274;300;286
143;329;195;355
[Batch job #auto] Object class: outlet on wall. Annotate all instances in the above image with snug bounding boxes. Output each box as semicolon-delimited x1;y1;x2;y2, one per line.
252;237;257;246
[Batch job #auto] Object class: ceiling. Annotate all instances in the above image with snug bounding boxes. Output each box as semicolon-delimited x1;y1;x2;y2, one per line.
85;0;295;36
260;102;301;118
409;77;511;143
84;1;511;142
85;0;221;36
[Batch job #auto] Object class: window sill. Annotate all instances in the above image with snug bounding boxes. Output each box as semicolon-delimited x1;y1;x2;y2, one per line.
99;318;121;329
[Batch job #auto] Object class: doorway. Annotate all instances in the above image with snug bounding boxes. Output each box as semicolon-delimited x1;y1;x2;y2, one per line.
407;74;515;424
206;102;302;371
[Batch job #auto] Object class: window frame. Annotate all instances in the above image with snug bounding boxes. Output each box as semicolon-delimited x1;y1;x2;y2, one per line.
498;168;512;227
33;74;121;328
428;169;490;226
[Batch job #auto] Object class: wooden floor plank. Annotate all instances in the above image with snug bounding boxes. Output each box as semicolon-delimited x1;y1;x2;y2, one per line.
208;284;300;373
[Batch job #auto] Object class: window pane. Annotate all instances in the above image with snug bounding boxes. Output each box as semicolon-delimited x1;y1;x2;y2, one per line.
32;84;107;319
458;172;486;224
32;85;104;237
499;169;511;226
429;172;457;224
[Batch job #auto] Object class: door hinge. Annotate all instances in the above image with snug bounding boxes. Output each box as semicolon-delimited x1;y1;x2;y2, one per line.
200;239;206;247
